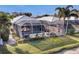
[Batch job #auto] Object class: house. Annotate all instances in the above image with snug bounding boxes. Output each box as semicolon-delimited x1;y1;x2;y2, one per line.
11;15;65;39
35;15;65;36
12;15;46;39
67;17;79;33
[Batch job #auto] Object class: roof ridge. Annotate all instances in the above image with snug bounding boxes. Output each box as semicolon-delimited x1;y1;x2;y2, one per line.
12;15;28;24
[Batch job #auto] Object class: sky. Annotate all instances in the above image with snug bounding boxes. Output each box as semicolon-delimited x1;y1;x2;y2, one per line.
0;5;79;16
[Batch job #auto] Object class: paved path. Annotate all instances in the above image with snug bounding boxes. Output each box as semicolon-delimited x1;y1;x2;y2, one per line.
57;47;79;54
66;35;79;41
8;30;16;45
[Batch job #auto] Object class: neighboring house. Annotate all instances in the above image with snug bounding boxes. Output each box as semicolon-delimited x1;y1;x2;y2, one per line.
72;25;79;33
12;15;79;39
65;16;79;33
68;17;79;33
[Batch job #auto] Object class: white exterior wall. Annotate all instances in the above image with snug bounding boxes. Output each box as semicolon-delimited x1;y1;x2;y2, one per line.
17;25;23;38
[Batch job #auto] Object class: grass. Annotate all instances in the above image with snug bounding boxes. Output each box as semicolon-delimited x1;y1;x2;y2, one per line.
0;45;12;54
40;43;79;54
28;36;79;51
0;43;41;54
0;34;79;54
17;44;41;53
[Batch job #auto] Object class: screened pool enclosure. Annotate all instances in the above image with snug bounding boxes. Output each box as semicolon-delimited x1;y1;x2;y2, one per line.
12;15;65;39
12;16;46;39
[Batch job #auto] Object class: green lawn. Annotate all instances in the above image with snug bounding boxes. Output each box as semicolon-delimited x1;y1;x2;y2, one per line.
28;37;79;51
0;35;79;54
0;43;41;54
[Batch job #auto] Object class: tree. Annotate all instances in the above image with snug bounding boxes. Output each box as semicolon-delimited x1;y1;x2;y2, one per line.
64;5;73;34
11;12;32;17
0;11;11;41
55;5;78;35
42;14;50;17
64;6;79;34
24;12;32;17
70;9;78;19
55;7;66;35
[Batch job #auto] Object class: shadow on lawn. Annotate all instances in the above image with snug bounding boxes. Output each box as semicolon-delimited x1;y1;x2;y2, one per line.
15;48;30;54
0;45;12;54
71;34;79;38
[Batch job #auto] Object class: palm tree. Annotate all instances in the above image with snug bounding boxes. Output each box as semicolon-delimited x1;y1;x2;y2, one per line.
55;5;75;35
55;7;66;35
64;5;73;34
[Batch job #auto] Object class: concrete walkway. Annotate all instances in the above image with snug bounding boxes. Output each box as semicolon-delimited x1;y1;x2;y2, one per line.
8;30;16;45
66;35;79;41
57;47;79;54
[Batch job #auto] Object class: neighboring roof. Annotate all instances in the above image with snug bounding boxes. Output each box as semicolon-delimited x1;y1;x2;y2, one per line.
36;16;59;22
65;16;79;20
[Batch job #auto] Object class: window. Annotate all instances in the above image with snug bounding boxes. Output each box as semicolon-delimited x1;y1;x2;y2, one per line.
33;25;42;33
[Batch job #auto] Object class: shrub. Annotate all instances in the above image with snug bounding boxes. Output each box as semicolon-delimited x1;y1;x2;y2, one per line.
1;28;10;42
67;29;75;35
1;34;9;41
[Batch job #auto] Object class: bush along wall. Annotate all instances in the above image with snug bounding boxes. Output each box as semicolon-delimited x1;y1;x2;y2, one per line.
1;27;10;42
